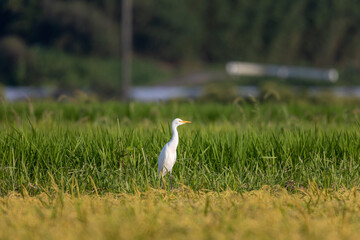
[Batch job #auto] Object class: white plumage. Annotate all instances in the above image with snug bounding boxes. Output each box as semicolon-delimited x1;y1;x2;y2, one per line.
158;118;191;189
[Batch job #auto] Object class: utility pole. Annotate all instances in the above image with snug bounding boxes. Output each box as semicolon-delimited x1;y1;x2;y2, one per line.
121;0;132;100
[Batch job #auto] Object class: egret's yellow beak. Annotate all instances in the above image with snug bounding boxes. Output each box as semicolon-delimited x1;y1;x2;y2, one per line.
180;120;191;123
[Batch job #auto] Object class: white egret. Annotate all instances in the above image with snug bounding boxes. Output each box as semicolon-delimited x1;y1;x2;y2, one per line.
158;118;191;189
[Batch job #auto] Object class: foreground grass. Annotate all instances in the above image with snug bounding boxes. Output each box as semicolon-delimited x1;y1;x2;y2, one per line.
1;100;360;194
1;186;360;240
1;101;360;239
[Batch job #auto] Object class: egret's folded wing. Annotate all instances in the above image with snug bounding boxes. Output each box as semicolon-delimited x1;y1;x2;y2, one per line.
158;146;167;175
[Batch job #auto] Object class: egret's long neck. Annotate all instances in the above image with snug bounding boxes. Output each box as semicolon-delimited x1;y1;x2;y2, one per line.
170;124;179;148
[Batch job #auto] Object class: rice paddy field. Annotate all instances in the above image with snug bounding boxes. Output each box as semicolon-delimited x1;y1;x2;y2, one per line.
1;99;360;239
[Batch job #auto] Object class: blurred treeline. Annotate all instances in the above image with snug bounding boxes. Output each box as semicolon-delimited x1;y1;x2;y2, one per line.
0;0;359;88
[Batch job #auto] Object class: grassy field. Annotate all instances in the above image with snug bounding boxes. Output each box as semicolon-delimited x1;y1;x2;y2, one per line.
2;186;360;240
0;100;360;195
0;99;360;239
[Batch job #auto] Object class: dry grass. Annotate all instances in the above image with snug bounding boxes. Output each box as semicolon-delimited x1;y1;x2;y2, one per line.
1;184;360;240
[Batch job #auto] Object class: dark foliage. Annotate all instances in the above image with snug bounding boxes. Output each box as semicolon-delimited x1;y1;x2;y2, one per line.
0;0;359;87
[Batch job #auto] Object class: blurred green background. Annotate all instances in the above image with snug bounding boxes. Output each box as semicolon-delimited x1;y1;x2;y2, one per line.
0;0;359;99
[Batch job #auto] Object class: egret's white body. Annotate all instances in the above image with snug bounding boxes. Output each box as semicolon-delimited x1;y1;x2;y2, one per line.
158;118;191;188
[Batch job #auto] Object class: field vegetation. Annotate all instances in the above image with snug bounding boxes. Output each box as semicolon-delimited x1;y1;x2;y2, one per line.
1;100;360;195
1;99;360;239
2;186;360;239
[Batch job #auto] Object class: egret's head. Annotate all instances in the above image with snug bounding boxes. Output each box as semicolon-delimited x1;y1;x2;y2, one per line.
172;118;191;127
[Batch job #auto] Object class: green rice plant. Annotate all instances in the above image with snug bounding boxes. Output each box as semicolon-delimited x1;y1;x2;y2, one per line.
0;100;359;195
